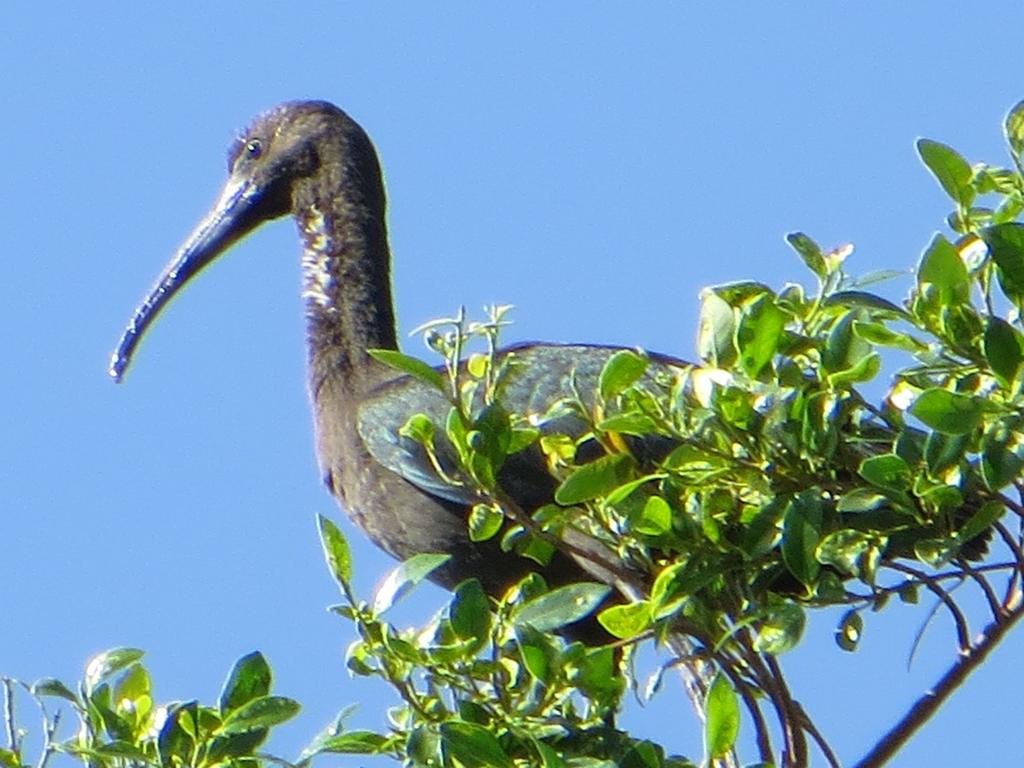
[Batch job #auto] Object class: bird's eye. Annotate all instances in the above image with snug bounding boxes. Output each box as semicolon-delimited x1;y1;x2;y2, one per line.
245;139;263;158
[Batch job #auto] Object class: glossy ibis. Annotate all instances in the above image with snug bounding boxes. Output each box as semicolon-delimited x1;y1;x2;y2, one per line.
110;101;684;617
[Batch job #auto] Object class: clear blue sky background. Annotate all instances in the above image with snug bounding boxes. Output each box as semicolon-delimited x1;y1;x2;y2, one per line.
4;4;1023;765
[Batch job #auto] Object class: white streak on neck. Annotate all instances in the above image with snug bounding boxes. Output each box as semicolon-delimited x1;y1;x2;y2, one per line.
300;202;335;310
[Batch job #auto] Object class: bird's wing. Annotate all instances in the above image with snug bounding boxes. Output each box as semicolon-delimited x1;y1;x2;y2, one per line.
358;344;691;509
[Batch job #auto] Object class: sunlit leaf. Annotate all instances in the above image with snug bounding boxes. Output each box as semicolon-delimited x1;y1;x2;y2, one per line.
440;721;514;768
367;348;445;391
836;610;863;652
917;139;974;206
554;453;635;505
599;349;649;400
910;389;982;435
597;600;652;640
318;514;353;588
513;583;611;631
373;553;451;613
704;673;740;759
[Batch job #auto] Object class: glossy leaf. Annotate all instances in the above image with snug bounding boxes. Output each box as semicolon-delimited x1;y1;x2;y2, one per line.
217;695;300;734
917;234;969;305
755;601;805;655
318;514;353;587
983;316;1023;388
704;673;740;759
84;648;144;695
858;454;911;493
983;223;1024;307
219;652;271;715
315;730;389;754
736;295;786;378
782;493;822;586
836;610;864;652
440;721;514;768
555;453;635;505
910;389;982;435
599;349;649;400
786;232;825;278
598;600;653;640
367;348;445;391
468;503;504;542
697;290;737;366
917;138;973;205
513;583;611;631
450;579;491;640
373;553;451;613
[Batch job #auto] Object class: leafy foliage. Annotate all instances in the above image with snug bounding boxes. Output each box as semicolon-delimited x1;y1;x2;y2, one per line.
9;102;1024;768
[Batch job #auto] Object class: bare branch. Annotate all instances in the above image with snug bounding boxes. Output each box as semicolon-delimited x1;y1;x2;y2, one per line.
886;562;971;651
854;599;1024;768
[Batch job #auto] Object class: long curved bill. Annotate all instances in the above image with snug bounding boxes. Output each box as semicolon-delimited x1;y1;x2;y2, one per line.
109;176;262;382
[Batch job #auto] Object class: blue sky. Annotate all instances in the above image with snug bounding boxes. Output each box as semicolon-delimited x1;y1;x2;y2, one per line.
4;4;1023;765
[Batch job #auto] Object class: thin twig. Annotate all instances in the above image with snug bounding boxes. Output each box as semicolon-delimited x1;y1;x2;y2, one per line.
2;678;17;753
886;562;971;651
958;558;1004;621
763;654;808;768
854;597;1024;768
794;700;842;768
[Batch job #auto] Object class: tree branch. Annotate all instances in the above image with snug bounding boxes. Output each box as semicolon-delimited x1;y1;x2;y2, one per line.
853;592;1024;768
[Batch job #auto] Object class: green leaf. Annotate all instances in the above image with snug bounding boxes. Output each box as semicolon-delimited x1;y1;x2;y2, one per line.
314;730;389;754
318;514;353;588
982;223;1024;307
399;413;435;445
32;678;78;703
217;695;300;734
599;349;649;400
704;673;740;759
754;601;805;655
468;503;504;542
858;454;911;493
836;610;864;652
786;232;826;278
981;429;1024;490
516;624;554;683
782;493;822;587
823;290;907;316
219;652;272;715
917;234;970;306
367;348;445;391
554;453;635;505
597;600;653;640
924;430;969;475
373;552;451;613
910;388;982;435
1004;99;1024;158
853;321;926;352
440;721;514;768
836;489;889;513
736;294;786;378
84;648;144;695
633;495;672;536
450;579;491;640
917;138;974;206
983;316;1023;388
697;289;737;367
513;583;612;631
959;500;1004;543
914;538;957;568
817;530;882;579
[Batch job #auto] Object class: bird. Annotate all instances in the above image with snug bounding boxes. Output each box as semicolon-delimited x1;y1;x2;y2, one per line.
109;100;681;630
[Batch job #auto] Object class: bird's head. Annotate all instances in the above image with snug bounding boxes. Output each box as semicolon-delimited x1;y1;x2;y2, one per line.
109;101;376;382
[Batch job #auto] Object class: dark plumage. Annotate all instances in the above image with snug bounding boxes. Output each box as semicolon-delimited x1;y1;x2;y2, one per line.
110;101;682;616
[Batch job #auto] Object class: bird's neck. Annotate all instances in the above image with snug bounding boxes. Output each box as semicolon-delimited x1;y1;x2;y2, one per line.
293;174;398;404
